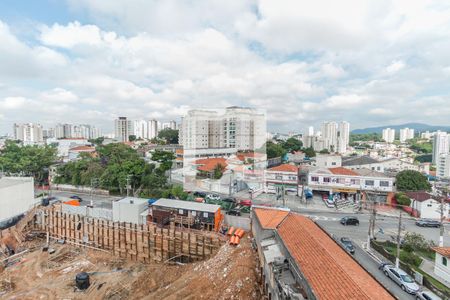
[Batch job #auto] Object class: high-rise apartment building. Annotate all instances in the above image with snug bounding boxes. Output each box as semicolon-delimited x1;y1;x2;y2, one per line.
319;121;349;153
337;121;350;154
148;119;158;139
180;107;266;151
399;128;414;143
133;120;149;139
13;123;44;144
114;117;133;142
432;131;450;164
437;154;450;178
382;128;396;143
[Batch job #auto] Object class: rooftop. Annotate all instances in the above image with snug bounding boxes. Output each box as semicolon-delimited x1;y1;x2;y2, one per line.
354;168;390;178
328;167;359;176
69;145;96;152
268;164;298;173
277;213;394;300
152;198;220;213
432;247;450;258
342;155;379;166
117;197;149;205
195;157;228;172
253;207;290;229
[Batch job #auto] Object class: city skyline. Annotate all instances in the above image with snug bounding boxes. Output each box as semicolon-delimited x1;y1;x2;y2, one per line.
1;1;450;134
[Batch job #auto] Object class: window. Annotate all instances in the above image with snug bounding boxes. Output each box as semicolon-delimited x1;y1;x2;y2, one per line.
323;177;331;183
365;180;374;186
350;179;360;185
427;204;432;207
443;257;448;266
179;209;184;214
203;212;209;218
380;181;389;187
332;162;337;166
191;211;196;217
311;176;319;182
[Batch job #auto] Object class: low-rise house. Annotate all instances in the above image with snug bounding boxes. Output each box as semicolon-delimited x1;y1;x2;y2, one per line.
149;198;222;231
68;145;96;161
251;207;395;300
407;191;449;220
431;247;450;284
264;164;299;195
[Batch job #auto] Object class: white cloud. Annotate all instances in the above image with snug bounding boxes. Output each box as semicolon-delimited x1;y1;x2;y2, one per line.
386;60;405;73
40;21;104;48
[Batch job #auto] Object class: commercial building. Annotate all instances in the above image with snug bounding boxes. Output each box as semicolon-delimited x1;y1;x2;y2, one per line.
399;128;414;143
114;117;133;142
251;207;394;300
433;131;450;164
382;128;395;143
342;155;421;173
0;176;36;229
264;164;299;195
13;123;44;145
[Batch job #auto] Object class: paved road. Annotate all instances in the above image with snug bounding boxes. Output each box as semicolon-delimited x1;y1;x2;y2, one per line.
39;190;121;209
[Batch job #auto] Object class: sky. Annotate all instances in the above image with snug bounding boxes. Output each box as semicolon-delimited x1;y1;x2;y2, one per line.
1;0;450;134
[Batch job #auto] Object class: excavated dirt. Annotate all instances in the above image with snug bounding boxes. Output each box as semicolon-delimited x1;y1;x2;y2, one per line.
0;233;261;300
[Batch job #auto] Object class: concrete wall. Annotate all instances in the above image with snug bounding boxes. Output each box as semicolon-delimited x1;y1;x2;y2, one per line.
61;204;113;220
51;184;110;195
224;214;251;231
0;177;36;223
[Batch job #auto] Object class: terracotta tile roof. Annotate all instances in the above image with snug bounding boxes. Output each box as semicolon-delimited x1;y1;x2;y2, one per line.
268;164;298;173
432;247;450;258
405;191;434;202
328;167;359;176
236;151;265;161
253;207;289;229
278;214;394;300
69;146;95;152
176;149;183;154
195;158;227;172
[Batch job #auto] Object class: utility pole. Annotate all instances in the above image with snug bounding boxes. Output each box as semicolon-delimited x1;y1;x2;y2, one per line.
89;178;99;207
439;185;448;247
396;210;402;268
126;175;132;197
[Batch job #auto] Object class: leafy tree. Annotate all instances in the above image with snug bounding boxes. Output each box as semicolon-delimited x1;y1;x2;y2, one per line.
88;137;104;146
128;135;137;142
281;138;303;152
266;141;286;159
158;129;179;144
213;163;225;179
303;147;316;158
151;150;176;171
395;192;411;206
319;149;330;154
396;170;431;191
350;133;383;143
403;232;433;252
0;140;57;184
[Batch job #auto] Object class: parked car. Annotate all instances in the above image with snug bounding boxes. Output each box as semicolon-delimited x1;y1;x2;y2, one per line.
222;197;237;203
240;199;252;207
70;195;82;201
226;208;241;216
378;261;392;270
416;289;442;300
340;237;355;254
193;191;207;198
206;194;221;201
415;219;441;228
382;265;420;294
340;216;359;226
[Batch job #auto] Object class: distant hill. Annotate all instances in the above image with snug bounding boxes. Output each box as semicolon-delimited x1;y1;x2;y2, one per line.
352;123;450;134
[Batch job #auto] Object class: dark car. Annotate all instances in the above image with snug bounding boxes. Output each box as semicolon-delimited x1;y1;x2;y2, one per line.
226;208;241;216
416;219;441;228
193;191;207;198
340;237;355;254
222;197;237;203
340;216;359;226
70;195;82;201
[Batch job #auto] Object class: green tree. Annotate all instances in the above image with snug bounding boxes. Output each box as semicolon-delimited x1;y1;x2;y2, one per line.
266;141;286;159
319;149;330;154
213;163;225;179
0;140;57;184
303;147;316;158
396;170;431;191
88;137;104;146
395;192;411;206
128;135;137;142
281;138;303;152
158;129;179;144
151;150;176;171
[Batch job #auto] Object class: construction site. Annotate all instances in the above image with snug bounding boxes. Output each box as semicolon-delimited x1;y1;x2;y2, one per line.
0;204;261;299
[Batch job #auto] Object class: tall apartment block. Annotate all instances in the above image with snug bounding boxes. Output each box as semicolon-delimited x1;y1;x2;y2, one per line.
114;117;133;142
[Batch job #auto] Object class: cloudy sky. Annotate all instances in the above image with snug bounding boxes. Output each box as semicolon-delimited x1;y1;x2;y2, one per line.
1;0;450;134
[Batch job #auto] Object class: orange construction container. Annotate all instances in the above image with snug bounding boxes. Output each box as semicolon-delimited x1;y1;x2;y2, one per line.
236;229;245;238
229;236;236;245
227;227;235;236
63;200;80;206
234;236;240;245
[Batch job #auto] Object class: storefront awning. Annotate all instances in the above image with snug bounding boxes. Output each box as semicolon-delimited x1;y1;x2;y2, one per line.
333;188;358;193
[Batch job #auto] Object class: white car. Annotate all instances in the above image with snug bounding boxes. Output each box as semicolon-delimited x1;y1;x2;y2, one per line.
383;265;420;294
206;194;221;201
416;289;442;300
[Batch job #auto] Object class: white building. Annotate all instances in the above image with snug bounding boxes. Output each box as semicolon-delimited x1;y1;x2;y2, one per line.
148;119;158;139
437;154;450;178
407;192;449;220
320;121;349;154
0;177;35;228
312;154;342;168
13;123;44;145
264;164;299;194
432;131;450;164
432;247;450;284
133;120;149;139
382;128;396;143
337;121;350;154
180;107;266;151
114;117;133;142
112;197;149;224
399;128;415;143
321;121;338;152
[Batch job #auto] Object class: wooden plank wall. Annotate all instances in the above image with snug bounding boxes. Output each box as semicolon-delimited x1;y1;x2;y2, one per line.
36;209;222;263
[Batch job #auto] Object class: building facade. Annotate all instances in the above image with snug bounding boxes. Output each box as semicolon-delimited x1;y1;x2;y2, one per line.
399;128;414;143
13;123;44;145
114;117;133;142
433;131;450;164
382;128;396;143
